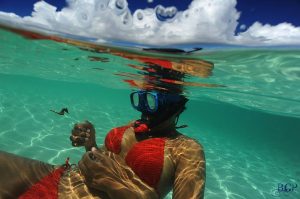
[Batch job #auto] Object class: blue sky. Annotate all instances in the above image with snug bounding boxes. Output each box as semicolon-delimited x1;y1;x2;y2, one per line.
1;0;299;28
0;0;300;46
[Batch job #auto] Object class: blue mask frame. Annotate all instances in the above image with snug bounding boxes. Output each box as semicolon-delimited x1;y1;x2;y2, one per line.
130;90;183;114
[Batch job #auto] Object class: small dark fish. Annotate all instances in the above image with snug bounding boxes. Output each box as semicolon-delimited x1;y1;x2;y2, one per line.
50;108;69;115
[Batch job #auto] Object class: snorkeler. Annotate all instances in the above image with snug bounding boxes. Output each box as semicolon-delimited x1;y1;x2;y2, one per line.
69;90;206;199
50;108;69;115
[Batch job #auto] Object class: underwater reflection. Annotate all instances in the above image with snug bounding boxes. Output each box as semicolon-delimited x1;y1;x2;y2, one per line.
0;23;223;93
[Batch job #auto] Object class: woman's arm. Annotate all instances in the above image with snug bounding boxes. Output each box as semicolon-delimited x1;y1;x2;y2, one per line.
0;151;54;198
172;139;206;199
78;149;158;199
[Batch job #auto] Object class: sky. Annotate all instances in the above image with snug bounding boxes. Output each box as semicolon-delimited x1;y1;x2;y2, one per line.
0;0;300;46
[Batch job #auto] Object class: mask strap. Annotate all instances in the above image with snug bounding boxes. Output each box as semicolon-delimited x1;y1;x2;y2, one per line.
175;115;179;125
175;114;188;129
175;125;188;129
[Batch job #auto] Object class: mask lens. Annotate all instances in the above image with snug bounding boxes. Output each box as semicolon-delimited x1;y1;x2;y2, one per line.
146;93;156;111
132;92;140;107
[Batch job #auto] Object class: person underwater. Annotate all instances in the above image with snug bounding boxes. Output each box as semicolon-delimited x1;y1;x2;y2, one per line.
69;89;206;199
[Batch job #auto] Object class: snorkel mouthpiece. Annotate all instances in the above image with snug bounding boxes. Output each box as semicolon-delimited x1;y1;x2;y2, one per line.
133;120;150;133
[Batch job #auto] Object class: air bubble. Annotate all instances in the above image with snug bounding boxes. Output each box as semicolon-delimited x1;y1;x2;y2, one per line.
137;12;143;20
169;7;177;16
111;0;127;16
81;13;88;20
155;5;177;21
122;11;132;26
156;5;164;15
96;0;109;10
183;11;189;18
116;0;125;10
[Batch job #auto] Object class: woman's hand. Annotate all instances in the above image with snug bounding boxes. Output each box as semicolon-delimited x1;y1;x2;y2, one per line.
78;150;158;199
70;121;97;151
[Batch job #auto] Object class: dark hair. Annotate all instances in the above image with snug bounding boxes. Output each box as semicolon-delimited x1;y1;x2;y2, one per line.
140;63;186;95
164;95;188;118
141;60;189;117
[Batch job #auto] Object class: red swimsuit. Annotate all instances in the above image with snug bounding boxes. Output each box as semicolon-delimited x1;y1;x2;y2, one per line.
19;167;65;199
105;126;166;189
19;125;165;198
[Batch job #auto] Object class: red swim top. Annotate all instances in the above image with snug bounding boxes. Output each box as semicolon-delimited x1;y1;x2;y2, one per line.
105;126;166;189
19;167;65;199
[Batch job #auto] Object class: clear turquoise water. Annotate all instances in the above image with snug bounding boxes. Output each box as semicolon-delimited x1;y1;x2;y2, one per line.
0;28;300;198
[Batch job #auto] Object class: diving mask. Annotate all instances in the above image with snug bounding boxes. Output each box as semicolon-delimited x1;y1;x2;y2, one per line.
130;90;183;114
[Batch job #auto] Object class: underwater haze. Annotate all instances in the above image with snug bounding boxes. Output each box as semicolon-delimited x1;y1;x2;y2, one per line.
0;25;300;199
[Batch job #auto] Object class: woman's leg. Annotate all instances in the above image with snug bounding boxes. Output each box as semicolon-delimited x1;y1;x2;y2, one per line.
0;150;54;199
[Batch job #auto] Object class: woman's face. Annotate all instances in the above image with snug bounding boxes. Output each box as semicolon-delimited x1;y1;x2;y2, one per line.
140;103;174;128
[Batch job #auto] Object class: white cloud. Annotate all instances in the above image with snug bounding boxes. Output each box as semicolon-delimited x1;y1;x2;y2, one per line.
236;22;300;45
0;0;299;46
